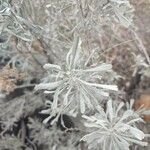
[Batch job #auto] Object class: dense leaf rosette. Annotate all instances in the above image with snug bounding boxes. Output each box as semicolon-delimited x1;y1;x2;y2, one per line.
82;100;147;150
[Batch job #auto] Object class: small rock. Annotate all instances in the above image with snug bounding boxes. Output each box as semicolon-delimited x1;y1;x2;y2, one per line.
134;94;150;122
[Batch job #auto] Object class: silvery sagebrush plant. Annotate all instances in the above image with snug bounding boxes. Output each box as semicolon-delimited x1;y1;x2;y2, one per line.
0;1;30;41
35;36;118;124
0;0;42;42
81;99;148;150
102;0;134;28
42;0;134;62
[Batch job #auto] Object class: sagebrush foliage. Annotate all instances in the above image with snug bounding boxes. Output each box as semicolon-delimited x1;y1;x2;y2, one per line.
35;37;118;124
0;0;149;150
82;99;147;150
